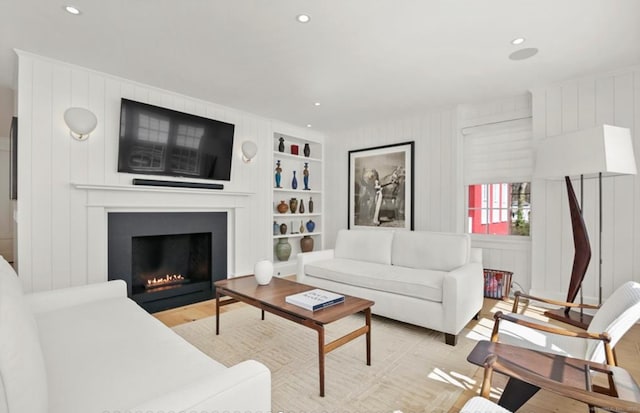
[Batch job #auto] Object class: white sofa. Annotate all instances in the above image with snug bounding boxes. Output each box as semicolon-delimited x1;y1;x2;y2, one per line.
0;256;270;413
297;229;483;345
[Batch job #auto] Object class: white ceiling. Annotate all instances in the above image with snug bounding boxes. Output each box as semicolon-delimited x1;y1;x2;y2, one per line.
2;0;640;132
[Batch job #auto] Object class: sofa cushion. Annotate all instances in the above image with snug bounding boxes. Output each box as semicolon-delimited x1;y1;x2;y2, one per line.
305;258;446;302
35;296;228;413
391;231;470;271
334;229;394;265
0;256;48;413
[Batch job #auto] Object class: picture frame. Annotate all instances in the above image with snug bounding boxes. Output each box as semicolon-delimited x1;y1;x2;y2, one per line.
9;116;17;200
348;141;414;230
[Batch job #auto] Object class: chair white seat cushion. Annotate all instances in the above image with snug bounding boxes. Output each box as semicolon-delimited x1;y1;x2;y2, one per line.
461;396;511;413
497;313;589;359
305;258;446;302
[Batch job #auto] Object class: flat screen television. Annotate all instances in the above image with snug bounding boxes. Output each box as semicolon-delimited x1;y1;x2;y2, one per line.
118;99;235;181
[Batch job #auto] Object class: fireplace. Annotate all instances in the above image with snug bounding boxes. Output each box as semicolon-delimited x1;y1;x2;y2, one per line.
108;212;227;312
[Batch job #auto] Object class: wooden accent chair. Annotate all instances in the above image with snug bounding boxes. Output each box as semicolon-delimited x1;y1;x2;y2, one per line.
460;354;640;413
491;281;640;365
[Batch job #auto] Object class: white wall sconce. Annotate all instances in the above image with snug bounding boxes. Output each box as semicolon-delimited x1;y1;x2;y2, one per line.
241;140;258;163
64;107;97;141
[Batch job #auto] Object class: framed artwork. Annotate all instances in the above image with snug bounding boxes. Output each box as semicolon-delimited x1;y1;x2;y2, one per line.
348;141;414;230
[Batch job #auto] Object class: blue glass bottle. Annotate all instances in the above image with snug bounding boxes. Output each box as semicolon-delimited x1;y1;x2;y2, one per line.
292;171;298;189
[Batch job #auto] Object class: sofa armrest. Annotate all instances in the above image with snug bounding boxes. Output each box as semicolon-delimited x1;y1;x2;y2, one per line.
442;261;484;334
296;249;335;282
126;360;271;413
470;247;483;264
25;280;128;314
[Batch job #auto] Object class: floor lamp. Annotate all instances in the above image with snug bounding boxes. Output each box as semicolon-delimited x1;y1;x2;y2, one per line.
534;124;637;329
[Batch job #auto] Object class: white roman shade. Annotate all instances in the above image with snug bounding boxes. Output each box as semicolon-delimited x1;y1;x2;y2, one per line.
463;117;534;185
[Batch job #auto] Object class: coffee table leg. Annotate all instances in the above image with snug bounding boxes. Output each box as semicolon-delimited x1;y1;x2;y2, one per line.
215;289;220;335
365;308;371;366
318;326;325;397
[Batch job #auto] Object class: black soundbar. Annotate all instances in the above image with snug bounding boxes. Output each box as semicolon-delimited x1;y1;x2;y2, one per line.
132;179;224;190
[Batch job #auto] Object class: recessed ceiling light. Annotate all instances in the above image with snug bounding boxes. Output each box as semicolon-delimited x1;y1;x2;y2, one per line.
296;14;311;23
64;5;81;15
314;102;321;107
509;48;539;61
306;124;312;128
511;37;526;45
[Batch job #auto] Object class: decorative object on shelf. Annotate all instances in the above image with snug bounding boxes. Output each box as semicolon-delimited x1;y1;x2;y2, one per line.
291;171;298;189
279;223;287;235
299;199;305;213
290;221;297;234
299;220;305;234
300;235;314;252
276;238;292;261
254;260;274;285
348;141;415;230
241;140;258;163
277;200;289;213
308;197;314;213
291;144;299;155
303;162;310;190
289;198;298;213
306;219;316;233
304;143;311;157
278;137;285;152
275;160;282;188
64;107;98;141
273;221;278;235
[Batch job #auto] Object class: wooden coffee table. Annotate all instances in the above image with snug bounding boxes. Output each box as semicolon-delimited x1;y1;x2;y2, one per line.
215;275;374;397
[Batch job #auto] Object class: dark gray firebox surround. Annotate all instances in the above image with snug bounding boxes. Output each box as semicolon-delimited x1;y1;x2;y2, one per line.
108;212;227;312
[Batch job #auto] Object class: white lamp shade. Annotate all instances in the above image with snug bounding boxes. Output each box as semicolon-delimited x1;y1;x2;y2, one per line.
241;140;258;162
64;107;98;140
534;124;637;179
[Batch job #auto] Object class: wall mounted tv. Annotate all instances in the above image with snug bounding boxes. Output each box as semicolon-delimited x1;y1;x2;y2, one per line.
118;99;235;181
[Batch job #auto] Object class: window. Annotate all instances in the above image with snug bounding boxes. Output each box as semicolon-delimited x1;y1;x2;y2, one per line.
462;116;533;237
468;182;530;236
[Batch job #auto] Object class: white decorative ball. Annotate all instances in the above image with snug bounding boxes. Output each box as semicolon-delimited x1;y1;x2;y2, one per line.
254;260;274;285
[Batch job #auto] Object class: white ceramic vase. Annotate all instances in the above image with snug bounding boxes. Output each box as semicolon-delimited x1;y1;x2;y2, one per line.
254;260;274;285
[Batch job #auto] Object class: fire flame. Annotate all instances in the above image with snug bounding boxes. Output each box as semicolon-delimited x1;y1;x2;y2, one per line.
146;274;185;286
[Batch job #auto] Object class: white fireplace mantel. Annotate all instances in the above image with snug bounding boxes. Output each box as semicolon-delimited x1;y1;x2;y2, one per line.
72;183;255;283
72;183;254;209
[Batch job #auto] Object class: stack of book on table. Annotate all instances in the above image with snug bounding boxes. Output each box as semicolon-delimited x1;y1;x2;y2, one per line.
285;289;345;311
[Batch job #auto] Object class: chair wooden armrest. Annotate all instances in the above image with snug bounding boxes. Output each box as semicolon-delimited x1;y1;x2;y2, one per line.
512;291;601;314
491;311;616;365
480;354;640;412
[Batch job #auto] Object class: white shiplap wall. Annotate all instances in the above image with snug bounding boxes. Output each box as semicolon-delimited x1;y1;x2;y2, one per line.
530;66;640;302
324;110;458;248
457;94;533;294
16;51;323;292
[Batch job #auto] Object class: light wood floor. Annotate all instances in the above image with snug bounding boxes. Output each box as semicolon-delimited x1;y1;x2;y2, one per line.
154;295;640;412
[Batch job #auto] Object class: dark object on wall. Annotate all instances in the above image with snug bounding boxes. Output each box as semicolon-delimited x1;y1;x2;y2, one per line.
108;211;227;312
118;99;235;181
9;116;17;200
132;178;223;190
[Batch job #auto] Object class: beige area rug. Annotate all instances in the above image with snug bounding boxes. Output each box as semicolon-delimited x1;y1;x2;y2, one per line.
172;303;501;413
